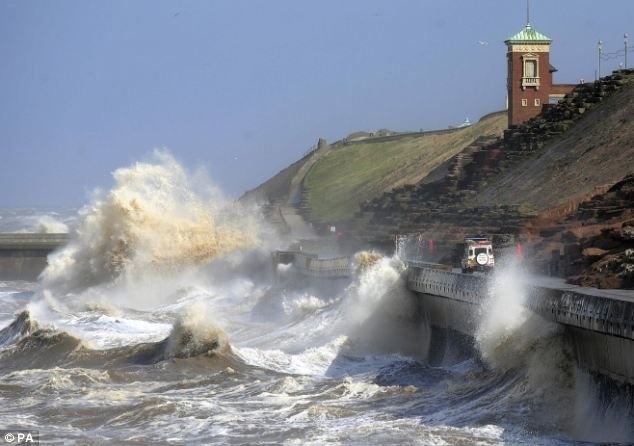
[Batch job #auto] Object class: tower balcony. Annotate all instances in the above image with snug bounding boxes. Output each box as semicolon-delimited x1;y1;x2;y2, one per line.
522;76;541;89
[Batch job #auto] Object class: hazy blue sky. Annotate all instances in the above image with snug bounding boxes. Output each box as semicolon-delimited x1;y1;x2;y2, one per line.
1;0;633;207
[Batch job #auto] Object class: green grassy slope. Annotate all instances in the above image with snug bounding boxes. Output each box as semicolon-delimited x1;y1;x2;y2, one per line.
304;112;507;222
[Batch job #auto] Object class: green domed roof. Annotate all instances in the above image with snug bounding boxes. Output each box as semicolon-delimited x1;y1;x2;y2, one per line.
505;24;552;44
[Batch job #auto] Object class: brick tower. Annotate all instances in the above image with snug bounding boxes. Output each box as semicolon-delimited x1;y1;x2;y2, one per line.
505;22;575;127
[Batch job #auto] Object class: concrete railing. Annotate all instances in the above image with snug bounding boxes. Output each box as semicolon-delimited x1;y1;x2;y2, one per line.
406;266;486;306
292;252;352;278
407;265;634;341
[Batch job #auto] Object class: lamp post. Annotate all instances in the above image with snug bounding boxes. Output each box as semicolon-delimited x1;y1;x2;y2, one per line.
598;40;603;80
625;33;629;69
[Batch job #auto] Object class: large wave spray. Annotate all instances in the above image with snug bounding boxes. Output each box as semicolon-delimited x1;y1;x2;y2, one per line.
475;262;575;431
41;151;259;293
342;255;424;358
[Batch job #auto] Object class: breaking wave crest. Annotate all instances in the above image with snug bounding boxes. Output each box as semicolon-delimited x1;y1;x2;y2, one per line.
0;310;39;346
40;151;259;293
0;304;233;371
0;311;85;371
163;303;230;359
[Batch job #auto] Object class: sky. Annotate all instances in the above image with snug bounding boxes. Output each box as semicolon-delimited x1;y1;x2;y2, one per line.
1;0;633;208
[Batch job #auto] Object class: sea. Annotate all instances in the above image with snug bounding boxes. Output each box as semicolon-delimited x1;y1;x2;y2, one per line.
1;152;632;445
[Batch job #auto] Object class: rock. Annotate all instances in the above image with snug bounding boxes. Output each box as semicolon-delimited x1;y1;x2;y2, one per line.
564;243;582;257
591;232;623;250
598;275;625;289
566;275;583;286
582;247;609;261
622;226;634;241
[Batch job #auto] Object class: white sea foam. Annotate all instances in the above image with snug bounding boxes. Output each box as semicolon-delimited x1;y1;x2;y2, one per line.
63;314;172;349
282;294;331;316
235;336;348;376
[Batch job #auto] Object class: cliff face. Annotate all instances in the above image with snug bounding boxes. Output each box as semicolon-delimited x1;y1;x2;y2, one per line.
531;175;634;289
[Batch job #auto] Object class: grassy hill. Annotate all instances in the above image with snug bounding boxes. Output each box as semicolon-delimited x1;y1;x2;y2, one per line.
303;112;507;223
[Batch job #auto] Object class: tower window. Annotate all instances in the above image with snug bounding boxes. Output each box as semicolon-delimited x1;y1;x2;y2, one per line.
525;60;537;78
521;54;540;89
534;98;541;106
521;99;528;107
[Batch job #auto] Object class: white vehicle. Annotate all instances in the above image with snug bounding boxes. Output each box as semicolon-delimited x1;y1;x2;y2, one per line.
461;236;495;273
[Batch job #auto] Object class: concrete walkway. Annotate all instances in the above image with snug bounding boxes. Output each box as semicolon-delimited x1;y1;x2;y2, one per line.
279;207;318;240
531;275;634;302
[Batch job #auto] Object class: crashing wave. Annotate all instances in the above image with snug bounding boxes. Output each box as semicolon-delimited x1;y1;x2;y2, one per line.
1;304;230;368
0;311;85;373
40;150;259;293
164;306;230;359
0;311;39;346
82;302;123;317
129;303;230;364
353;251;383;273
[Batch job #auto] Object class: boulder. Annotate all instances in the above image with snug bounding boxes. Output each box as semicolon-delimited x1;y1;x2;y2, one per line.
582;247;609;262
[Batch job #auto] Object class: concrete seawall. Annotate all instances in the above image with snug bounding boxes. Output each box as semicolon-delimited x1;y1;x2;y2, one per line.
274;249;634;385
0;233;69;280
407;265;634;384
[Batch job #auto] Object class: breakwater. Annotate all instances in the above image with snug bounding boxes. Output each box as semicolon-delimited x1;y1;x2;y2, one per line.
0;233;68;280
273;250;351;279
